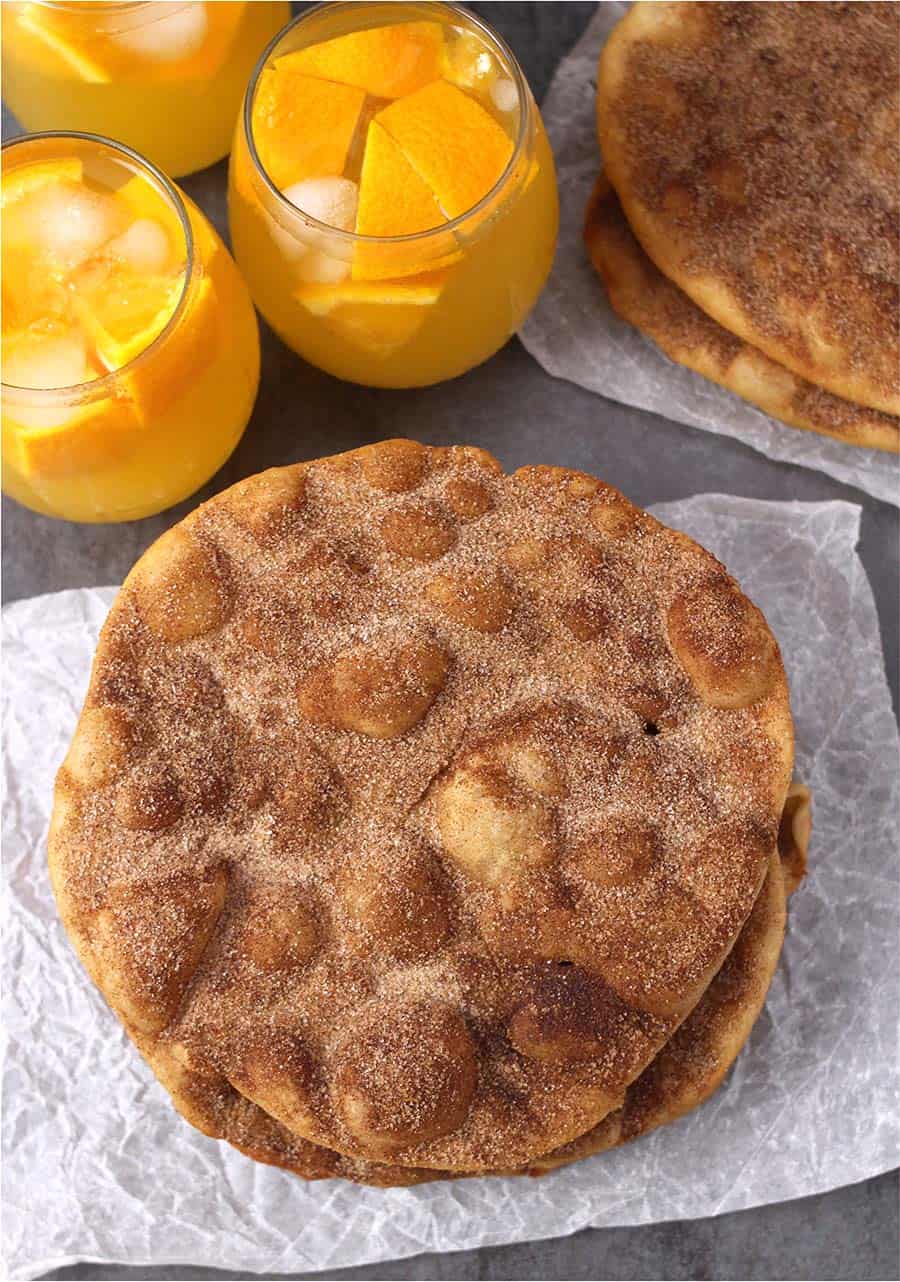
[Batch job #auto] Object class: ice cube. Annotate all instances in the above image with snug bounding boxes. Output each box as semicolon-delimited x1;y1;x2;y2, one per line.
295;251;351;285
4;329;91;390
490;78;518;114
3;328;94;427
106;218;172;273
282;177;359;234
446;29;496;90
276;178;358;265
6;181;125;272
110;2;209;61
266;216;309;263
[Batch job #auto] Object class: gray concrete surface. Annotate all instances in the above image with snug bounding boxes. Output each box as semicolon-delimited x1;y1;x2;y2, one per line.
3;5;898;1280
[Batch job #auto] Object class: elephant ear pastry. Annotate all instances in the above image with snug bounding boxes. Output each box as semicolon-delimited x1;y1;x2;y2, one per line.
49;440;792;1174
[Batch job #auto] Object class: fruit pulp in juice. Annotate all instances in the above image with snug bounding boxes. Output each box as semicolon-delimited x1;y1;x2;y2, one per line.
2;141;260;522
1;2;290;177
229;7;559;387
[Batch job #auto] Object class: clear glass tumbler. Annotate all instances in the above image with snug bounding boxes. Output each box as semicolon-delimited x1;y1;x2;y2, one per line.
229;1;559;388
2;2;290;177
2;131;260;522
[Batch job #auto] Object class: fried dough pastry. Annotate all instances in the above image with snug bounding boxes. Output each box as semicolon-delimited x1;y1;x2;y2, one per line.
584;178;899;454
158;796;809;1188
598;2;900;415
50;440;793;1172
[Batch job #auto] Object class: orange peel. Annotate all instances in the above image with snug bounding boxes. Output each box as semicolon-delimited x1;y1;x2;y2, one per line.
295;273;446;355
122;272;219;421
376;79;514;219
279;21;444;99
252;64;365;190
353;121;458;281
5;395;141;480
12;6;111;82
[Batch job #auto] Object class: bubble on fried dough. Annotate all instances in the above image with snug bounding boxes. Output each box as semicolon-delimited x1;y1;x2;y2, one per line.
91;865;227;1034
380;502;457;562
667;578;779;708
359;439;430;493
426;569;515;633
297;637;449;738
64;705;135;788
332;1001;477;1156
337;835;451;961
132;527;231;643
239;891;320;972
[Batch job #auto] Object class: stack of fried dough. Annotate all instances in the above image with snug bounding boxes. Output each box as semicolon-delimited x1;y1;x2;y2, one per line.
50;440;809;1185
589;1;899;453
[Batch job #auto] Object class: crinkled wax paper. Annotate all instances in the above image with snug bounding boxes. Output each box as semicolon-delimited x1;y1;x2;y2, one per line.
4;497;899;1280
519;4;900;507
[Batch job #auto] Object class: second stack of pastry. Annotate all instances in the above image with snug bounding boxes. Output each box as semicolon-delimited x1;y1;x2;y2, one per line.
587;1;899;454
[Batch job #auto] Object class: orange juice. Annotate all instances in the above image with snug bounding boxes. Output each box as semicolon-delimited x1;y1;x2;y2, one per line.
2;132;260;523
228;2;559;388
1;2;290;177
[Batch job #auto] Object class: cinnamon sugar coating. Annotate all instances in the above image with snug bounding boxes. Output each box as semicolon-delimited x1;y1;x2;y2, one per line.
137;836;803;1188
584;178;900;452
598;2;900;416
49;441;793;1171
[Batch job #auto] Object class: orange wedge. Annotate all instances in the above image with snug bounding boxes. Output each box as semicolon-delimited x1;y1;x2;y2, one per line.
356;122;444;238
71;262;220;421
277;21;443;99
13;5;111;82
6;396;141;480
295;273;446;355
1;261;70;331
376;80;514;219
353;121;458;281
252;65;365;189
110;197;224;419
124;273;219;421
73;262;184;372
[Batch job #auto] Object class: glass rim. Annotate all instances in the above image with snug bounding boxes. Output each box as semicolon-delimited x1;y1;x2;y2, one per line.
1;130;196;402
33;2;189;13
241;0;532;246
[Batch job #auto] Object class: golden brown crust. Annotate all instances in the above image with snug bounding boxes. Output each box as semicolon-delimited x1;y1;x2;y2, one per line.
666;579;782;710
132;526;232;643
119;790;810;1187
528;846;789;1172
49;440;793;1172
778;781;811;896
584;178;899;453
296;637;450;739
158;838;795;1186
598;2;900;417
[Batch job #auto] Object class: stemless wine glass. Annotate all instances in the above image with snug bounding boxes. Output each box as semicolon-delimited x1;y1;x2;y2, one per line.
229;1;559;388
2;2;290;177
2;131;260;522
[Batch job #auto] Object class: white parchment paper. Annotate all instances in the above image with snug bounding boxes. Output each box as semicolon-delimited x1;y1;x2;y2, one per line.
4;496;899;1280
519;3;900;507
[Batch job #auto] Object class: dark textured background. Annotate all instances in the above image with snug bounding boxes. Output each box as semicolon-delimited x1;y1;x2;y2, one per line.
3;5;897;1279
